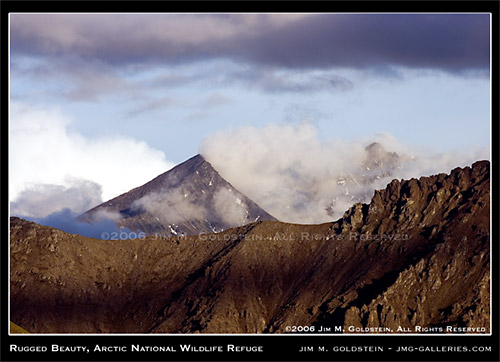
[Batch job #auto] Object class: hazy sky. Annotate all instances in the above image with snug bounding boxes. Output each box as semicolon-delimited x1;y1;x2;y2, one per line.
10;13;491;212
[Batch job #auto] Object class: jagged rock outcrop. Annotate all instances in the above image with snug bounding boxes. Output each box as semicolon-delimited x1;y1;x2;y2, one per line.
10;161;490;334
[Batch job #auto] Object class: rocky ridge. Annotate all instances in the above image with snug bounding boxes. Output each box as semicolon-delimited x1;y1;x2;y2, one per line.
10;161;490;334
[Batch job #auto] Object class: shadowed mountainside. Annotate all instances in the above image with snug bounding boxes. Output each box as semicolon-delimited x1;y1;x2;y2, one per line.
10;161;490;334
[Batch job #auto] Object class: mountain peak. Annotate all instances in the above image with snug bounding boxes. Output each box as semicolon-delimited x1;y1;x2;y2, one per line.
365;141;385;153
82;154;276;237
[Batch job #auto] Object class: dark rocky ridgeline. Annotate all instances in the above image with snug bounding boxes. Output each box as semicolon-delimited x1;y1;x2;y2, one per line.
10;161;489;334
80;154;277;237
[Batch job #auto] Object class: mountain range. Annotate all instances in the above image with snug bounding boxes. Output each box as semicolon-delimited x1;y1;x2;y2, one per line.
10;160;490;333
80;143;411;237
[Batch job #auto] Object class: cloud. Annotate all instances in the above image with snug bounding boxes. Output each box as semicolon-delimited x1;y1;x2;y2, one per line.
198;93;233;108
131;186;250;228
9;101;175;203
10;179;103;218
9;102;176;237
126;96;176;117
213;188;248;226
9;178;130;239
200;123;489;224
227;67;354;93
63;70;135;102
10;13;490;72
146;62;355;95
11;54;141;102
236;14;490;72
9;14;304;64
132;187;207;225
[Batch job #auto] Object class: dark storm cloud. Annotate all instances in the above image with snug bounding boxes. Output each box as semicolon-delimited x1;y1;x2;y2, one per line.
236;14;490;71
10;13;489;72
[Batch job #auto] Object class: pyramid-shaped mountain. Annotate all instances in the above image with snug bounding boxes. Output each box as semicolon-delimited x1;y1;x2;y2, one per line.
82;154;277;236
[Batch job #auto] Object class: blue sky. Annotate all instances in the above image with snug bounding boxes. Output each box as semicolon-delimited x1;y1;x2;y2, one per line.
9;13;491;217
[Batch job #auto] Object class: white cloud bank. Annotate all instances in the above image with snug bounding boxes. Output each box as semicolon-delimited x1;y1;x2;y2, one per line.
201;123;489;223
9;102;175;218
10;179;103;218
131;186;250;229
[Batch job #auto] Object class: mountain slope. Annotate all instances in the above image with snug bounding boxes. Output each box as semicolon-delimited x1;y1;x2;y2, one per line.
81;154;277;237
10;161;489;333
10;321;30;334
